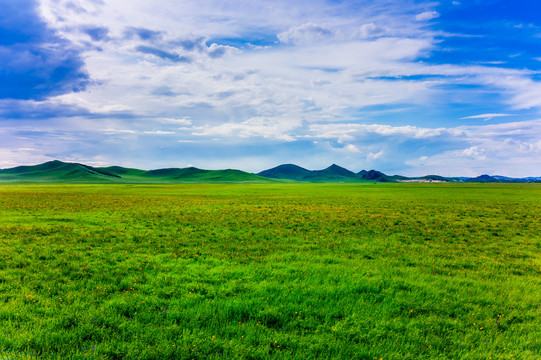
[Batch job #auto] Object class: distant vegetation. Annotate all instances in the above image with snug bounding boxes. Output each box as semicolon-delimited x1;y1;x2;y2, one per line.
1;160;540;183
0;183;540;359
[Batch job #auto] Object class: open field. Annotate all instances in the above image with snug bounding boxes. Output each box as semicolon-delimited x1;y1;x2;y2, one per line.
0;183;540;359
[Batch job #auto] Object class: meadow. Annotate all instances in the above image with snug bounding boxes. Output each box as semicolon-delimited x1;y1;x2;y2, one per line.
0;183;540;359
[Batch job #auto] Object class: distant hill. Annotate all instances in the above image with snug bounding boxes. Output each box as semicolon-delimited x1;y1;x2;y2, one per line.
461;174;541;183
99;166;147;177
358;169;393;182
0;160;120;182
312;164;356;178
490;175;541;182
1;160;539;183
420;175;450;182
144;167;208;179
257;164;541;183
254;164;312;180
258;164;367;182
305;164;360;182
467;174;501;183
258;164;392;182
0;161;276;183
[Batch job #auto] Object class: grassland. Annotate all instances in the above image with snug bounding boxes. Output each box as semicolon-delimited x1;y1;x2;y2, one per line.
0;183;540;359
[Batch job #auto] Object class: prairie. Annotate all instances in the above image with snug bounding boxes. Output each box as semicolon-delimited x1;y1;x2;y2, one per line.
0;183;540;359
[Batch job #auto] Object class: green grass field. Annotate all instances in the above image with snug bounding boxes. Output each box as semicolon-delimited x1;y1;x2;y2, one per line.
0;183;540;359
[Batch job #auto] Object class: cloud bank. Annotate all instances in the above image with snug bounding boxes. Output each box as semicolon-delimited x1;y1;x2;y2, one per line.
1;0;541;176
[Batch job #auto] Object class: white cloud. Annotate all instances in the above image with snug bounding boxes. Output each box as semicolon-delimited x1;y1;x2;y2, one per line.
154;117;193;125
101;128;138;134
460;146;487;160
461;113;512;120
415;11;440;22
143;130;175;135
486;76;541;110
192;116;301;142
0;148;54;168
277;23;334;45
402;119;541;176
35;0;541;123
367;150;384;160
100;129;174;135
0;0;535;176
100;104;133;113
304;119;541;176
357;23;388;39
344;144;361;153
308;123;445;143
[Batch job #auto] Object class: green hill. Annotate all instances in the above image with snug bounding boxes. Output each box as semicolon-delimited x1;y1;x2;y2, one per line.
257;164;313;180
358;169;394;182
98;166;148;177
306;164;359;181
143;167;275;183
258;164;393;182
0;161;464;184
0;161;277;183
467;174;501;183
0;161;120;182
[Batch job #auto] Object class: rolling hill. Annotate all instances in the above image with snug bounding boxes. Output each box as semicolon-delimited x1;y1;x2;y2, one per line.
0;161;276;183
258;164;395;182
1;161;539;183
357;169;394;182
257;164;312;180
306;164;359;181
0;160;120;182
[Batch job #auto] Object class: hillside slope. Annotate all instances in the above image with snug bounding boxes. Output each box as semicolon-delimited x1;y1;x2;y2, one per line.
259;164;393;182
0;161;120;182
0;161;276;183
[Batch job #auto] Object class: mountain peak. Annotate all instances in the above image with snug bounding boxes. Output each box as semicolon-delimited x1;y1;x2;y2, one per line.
468;174;500;183
320;164;356;177
326;163;345;170
257;164;312;180
358;169;389;181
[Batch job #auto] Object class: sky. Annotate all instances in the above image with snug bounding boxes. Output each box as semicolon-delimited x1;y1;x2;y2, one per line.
1;0;541;176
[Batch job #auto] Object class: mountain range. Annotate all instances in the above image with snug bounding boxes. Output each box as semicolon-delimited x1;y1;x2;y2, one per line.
0;160;539;183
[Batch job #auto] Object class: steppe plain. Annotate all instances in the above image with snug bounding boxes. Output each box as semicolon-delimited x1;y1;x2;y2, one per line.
0;183;540;359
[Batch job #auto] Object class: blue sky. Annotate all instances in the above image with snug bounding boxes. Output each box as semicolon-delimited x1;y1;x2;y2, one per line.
1;0;541;176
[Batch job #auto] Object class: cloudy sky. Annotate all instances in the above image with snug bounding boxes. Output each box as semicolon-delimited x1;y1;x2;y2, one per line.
1;0;541;176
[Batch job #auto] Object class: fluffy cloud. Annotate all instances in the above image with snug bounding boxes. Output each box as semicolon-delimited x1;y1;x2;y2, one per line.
277;23;334;45
192;116;301;142
460;146;487;160
404;120;541;176
1;0;541;176
415;11;440;22
308;123;446;143
357;23;388;39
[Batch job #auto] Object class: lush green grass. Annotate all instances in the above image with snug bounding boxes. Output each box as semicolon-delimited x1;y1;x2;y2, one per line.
0;183;540;359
